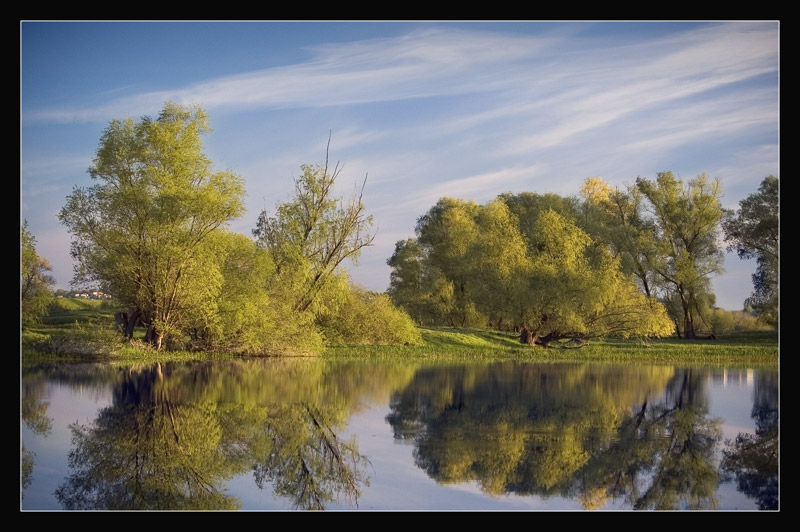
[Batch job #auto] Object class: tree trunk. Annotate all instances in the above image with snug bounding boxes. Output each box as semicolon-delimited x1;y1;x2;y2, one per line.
536;332;560;348
144;323;164;350
683;308;696;339
123;308;142;339
677;287;696;339
519;328;538;345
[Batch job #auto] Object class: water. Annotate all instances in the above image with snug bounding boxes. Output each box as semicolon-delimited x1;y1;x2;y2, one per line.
20;359;778;511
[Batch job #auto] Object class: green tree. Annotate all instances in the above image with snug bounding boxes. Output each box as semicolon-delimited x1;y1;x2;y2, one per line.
389;195;673;341
411;197;487;327
253;149;374;318
722;176;779;325
509;208;672;343
386;238;425;321
636;172;725;339
182;231;317;355
580;178;662;298
59;102;245;349
21;222;56;325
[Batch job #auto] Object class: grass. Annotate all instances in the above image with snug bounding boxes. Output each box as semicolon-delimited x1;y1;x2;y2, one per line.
326;326;779;367
21;298;236;365
22;300;779;367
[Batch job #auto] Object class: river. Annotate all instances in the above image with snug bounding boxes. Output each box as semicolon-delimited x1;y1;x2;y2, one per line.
20;359;778;511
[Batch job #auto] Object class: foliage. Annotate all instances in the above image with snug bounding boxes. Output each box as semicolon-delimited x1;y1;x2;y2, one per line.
253;150;374;317
388;194;674;341
177;231;322;355
635;172;725;339
580;179;661;298
21;222;56;325
58;102;245;349
386;238;426;320
723;176;779;326
318;285;423;346
249;145;420;351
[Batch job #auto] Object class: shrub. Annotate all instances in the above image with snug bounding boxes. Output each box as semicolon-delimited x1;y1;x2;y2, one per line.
319;286;423;346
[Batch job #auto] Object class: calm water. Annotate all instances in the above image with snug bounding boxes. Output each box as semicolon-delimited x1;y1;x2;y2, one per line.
20;359;778;511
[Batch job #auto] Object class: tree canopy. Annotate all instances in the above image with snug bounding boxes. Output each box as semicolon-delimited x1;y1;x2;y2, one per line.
253;150;374;317
634;172;725;338
21;222;55;325
388;193;674;342
58;104;417;353
59;102;246;349
723;175;779;325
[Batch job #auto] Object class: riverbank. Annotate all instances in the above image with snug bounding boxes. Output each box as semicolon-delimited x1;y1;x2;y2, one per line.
21;300;778;367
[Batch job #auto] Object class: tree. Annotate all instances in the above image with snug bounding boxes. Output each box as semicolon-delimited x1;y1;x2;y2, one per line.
253;144;374;318
411;197;487;327
386;238;425;320
21;222;55;325
635;172;725;339
580;178;661;298
388;194;673;341
722;176;779;325
507;208;672;343
59;102;245;349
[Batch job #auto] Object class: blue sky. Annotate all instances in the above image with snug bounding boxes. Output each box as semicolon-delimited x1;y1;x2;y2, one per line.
20;21;779;310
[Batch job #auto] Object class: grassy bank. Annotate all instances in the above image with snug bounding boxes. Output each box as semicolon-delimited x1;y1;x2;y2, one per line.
21;298;235;365
327;326;779;367
23;299;779;367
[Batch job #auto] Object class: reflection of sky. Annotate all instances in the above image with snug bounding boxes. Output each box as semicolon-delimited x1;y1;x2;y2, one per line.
21;383;111;510
706;375;758;441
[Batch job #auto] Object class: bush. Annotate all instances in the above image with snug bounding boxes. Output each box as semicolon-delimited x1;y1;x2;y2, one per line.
702;307;775;336
319;286;423;346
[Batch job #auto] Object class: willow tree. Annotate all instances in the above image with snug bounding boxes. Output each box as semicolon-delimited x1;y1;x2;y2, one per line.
388;195;673;342
253;150;374;319
580;178;661;299
636;172;724;339
411;197;486;327
59;102;245;349
510;209;673;344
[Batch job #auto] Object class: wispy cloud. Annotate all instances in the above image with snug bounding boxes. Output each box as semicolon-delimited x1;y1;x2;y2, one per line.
24;28;558;124
379;163;549;217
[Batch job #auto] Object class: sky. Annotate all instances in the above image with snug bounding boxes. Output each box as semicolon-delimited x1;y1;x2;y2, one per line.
20;21;779;310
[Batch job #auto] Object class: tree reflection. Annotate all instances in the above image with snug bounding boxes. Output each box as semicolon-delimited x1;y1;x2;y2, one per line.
55;363;240;510
21;377;54;500
252;405;369;510
51;360;371;510
721;371;779;510
386;363;724;509
590;370;723;510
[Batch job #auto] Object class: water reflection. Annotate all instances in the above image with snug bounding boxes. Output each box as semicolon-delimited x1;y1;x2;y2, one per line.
25;360;373;510
54;363;241;509
581;369;722;510
386;364;752;510
21;375;53;501
721;371;779;510
21;360;778;510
